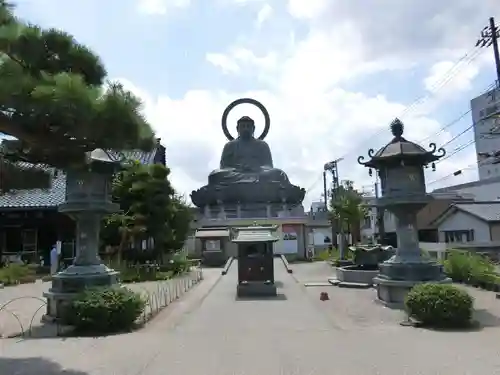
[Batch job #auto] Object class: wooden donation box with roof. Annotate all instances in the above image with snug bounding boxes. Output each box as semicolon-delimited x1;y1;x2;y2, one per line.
232;224;279;297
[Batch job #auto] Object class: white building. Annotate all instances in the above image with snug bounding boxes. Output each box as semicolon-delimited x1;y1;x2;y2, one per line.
472;86;500;180
431;177;500;201
309;200;327;213
430;202;500;244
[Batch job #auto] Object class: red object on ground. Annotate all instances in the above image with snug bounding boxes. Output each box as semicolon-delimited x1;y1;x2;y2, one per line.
320;292;329;301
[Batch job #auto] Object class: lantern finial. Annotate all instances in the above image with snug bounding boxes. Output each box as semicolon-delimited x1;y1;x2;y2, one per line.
390;118;404;138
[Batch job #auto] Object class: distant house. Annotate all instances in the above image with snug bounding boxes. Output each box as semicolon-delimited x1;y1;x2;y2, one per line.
360;194;475;246
0;141;166;264
430;202;500;244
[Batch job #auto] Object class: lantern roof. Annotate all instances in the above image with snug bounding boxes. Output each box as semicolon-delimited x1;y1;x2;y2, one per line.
358;118;446;169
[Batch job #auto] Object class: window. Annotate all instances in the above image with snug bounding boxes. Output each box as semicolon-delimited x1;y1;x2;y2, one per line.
362;216;371;228
443;230;475;243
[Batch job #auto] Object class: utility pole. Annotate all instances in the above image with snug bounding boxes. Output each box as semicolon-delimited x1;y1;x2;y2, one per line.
476;17;500;85
374;179;385;245
324;158;344;257
322;171;328;211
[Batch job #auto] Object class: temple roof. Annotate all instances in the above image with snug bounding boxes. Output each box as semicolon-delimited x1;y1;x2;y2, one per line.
0;144;165;210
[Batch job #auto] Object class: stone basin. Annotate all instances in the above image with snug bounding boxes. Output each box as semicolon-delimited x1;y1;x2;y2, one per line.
336;265;379;286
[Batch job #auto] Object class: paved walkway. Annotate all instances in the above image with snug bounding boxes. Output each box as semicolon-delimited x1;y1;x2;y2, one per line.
0;270;204;338
1;261;500;374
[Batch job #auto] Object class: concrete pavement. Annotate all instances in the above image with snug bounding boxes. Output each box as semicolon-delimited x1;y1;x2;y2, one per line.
2;261;500;374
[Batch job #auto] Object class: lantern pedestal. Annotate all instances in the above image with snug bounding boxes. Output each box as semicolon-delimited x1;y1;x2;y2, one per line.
374;276;451;308
373;202;451;308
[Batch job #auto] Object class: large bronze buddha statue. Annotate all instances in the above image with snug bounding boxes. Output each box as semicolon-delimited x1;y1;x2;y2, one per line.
190;98;305;208
208;116;290;186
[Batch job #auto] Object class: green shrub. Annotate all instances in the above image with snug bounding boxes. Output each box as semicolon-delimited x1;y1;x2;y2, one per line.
444;250;498;288
468;254;494;286
0;264;36;285
26;264;50;275
117;264;175;283
68;287;145;334
313;250;331;261
164;253;190;274
443;250;471;282
405;283;474;328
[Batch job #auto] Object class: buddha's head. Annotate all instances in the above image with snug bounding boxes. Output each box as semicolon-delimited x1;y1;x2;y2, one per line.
236;116;255;140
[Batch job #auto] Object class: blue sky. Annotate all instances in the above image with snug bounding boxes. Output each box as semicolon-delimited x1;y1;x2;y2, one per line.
12;0;500;204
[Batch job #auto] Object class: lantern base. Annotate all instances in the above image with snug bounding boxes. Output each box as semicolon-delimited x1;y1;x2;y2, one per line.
43;264;119;321
373;261;451;308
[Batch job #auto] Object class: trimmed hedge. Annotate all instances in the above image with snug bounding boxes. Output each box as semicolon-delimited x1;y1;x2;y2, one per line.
405;283;474;328
67;287;145;334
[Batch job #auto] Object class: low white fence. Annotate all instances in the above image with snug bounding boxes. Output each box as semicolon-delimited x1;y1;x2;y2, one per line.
419;242;447;261
131;268;203;324
0;268;203;339
419;241;500;261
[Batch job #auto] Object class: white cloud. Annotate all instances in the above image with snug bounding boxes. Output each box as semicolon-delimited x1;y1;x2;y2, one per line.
205;53;241;74
287;0;328;20
423;47;494;97
206;47;278;75
424;59;479;94
118;61;467;208
256;4;273;27
136;0;190;15
127;0;492;206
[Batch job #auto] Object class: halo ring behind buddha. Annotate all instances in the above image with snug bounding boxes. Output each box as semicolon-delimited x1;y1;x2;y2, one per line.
221;98;270;141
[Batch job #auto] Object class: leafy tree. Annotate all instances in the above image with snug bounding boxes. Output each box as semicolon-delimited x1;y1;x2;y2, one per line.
329;180;367;244
0;1;154;191
101;162;192;264
169;195;194;251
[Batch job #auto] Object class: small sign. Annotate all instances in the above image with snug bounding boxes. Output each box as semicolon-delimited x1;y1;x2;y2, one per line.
205;240;221;251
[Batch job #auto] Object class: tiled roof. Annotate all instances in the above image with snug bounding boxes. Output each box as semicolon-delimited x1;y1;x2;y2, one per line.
0;170;66;209
0;148;160;209
455;203;500;222
108;149;158;165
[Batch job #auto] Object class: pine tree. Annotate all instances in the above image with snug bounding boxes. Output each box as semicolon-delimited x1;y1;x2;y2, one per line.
0;1;154;191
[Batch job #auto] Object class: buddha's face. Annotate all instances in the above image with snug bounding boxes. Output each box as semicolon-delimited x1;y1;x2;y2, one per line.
237;118;255;139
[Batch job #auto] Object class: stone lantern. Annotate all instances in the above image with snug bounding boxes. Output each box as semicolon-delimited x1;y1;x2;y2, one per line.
44;149;124;320
357;118;451;306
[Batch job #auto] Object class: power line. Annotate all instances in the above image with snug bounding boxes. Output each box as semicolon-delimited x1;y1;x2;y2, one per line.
440;125;473;149
417;110;471;144
406;48;483;115
427;146;500;186
306;22;498;198
436;140;475;164
417;81;497;147
335;47;485;161
305;172;324;195
426;138;500;186
427;163;476;186
306;77;492;199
